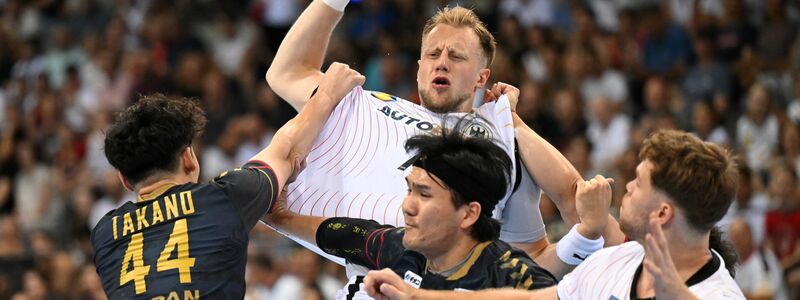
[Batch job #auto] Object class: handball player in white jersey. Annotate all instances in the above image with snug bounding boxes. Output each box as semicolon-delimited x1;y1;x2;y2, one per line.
364;130;745;300
263;0;619;278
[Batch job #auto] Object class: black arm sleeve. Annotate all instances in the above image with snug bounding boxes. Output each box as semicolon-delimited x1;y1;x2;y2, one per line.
212;160;280;229
316;217;407;269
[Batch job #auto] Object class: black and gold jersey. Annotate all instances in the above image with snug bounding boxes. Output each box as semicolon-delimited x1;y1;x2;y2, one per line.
91;161;279;299
316;217;557;291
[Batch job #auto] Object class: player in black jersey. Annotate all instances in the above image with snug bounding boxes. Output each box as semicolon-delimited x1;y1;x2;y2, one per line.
265;122;592;295
91;63;365;299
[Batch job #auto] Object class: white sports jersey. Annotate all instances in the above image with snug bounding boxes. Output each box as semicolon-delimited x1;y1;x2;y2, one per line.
267;87;517;264
557;242;745;300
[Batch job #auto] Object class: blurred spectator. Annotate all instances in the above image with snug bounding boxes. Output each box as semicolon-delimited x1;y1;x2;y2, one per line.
789;73;800;123
234;113;275;165
721;165;769;245
562;135;592;178
251;0;302;54
78;264;106;300
764;163;800;259
13;142;52;234
640;5;693;77
245;254;281;299
682;29;732;126
781;122;800;176
0;214;24;257
737;84;780;172
202;120;246;182
587;96;630;175
88;171;132;230
199;70;246;145
716;0;758;63
42;26;86;89
763;161;800;297
729;217;789;300
198;12;258;77
691;100;729;146
516;78;559;143
551;88;586;149
363;32;414;97
758;0;795;73
499;0;554;28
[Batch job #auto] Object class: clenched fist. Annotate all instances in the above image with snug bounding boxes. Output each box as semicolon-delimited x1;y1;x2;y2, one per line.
576;175;613;239
316;62;366;106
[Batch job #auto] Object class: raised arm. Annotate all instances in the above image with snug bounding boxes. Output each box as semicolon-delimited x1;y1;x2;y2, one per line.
265;0;346;111
485;83;581;226
252;62;364;200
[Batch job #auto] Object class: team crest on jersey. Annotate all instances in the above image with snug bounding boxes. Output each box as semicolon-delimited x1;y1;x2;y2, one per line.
371;91;398;102
462;122;493;140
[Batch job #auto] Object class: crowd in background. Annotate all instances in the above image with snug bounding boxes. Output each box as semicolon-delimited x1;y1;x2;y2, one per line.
0;0;799;299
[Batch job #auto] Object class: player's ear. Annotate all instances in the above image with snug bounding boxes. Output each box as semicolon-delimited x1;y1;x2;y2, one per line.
181;146;198;175
656;201;674;225
475;68;490;89
118;172;134;192
460;201;481;229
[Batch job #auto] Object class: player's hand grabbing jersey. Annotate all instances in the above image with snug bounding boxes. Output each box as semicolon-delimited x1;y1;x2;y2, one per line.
91;161;279;299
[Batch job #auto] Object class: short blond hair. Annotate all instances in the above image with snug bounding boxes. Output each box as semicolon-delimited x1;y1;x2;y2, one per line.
422;6;496;67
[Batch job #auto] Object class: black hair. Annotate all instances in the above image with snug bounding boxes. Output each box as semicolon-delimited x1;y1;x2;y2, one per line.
104;94;206;185
710;227;738;277
404;117;512;242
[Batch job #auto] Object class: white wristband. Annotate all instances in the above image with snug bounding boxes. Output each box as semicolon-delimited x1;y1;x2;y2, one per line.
322;0;349;12
556;224;604;265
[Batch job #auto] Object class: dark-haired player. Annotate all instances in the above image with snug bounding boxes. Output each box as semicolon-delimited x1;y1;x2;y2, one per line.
264;123;613;298
91;63;364;299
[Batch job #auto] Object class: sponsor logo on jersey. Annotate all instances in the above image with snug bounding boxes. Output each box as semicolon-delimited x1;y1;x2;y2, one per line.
371;92;398;102
403;271;422;289
462;122;493;139
377;106;435;131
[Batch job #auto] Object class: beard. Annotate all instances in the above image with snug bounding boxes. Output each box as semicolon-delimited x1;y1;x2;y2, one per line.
618;213;648;242
419;86;473;114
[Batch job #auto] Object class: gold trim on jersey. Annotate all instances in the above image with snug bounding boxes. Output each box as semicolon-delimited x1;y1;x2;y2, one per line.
137;184;177;202
445;240;492;281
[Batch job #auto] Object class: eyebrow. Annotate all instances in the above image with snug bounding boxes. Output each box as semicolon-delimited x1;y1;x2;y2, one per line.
405;178;431;192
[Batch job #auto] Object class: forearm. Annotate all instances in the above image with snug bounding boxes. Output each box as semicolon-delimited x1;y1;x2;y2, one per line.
532;243;574;280
266;0;343;109
535;224;606;279
264;210;326;245
412;287;555;300
512;113;580;225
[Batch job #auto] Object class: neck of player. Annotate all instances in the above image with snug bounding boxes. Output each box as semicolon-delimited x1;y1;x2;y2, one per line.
426;235;479;273
639;229;711;296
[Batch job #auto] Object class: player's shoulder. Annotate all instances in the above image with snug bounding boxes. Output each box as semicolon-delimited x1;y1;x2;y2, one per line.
90;202;138;249
364;90;403;102
587;241;643;262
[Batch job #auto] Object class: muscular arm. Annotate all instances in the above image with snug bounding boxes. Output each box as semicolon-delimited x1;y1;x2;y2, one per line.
253;62;365;201
512;113;581;226
265;0;344;111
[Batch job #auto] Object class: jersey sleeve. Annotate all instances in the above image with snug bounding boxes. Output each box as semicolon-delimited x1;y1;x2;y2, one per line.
211;160;280;229
498;252;557;290
315;217;406;269
473;96;516;218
